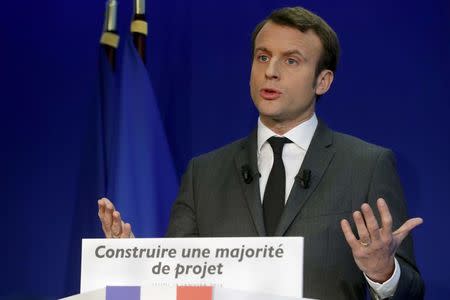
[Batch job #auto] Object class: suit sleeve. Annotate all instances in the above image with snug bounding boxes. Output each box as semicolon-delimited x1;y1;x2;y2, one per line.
367;149;424;299
165;159;200;237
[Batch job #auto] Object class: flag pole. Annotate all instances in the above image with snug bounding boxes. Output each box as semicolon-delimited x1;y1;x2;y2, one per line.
100;0;120;70
131;0;147;62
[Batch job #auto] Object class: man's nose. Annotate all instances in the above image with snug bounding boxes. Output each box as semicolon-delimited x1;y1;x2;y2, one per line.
265;60;280;80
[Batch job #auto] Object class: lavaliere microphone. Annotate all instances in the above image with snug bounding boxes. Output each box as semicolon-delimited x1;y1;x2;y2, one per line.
241;164;253;184
296;169;311;189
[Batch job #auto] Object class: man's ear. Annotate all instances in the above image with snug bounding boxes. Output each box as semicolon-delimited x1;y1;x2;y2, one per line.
315;69;334;96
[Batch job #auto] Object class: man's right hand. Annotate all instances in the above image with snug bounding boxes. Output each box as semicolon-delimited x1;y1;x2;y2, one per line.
98;198;134;238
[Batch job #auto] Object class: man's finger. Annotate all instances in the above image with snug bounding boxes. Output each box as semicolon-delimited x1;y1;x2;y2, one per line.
98;198;112;237
361;203;381;241
98;198;112;221
97;198;106;220
340;219;359;249
377;198;393;236
393;217;423;243
353;211;371;244
121;223;132;238
104;200;115;228
111;211;123;237
103;198;115;211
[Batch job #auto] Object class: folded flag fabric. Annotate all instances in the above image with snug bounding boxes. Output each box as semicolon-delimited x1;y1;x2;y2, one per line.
104;36;178;237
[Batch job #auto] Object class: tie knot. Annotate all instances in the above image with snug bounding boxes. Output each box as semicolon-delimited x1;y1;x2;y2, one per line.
267;136;292;155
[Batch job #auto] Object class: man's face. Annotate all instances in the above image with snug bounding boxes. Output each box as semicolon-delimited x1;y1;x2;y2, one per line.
250;21;328;131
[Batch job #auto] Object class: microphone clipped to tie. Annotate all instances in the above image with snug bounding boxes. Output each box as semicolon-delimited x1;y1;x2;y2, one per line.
296;169;311;189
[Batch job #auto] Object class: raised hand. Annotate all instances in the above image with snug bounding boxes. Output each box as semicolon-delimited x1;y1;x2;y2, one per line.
340;198;423;282
98;197;134;238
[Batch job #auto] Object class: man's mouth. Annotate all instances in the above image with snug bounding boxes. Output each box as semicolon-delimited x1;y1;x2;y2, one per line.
260;88;282;100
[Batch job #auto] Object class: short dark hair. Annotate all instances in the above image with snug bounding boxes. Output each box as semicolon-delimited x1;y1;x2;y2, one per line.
251;7;340;77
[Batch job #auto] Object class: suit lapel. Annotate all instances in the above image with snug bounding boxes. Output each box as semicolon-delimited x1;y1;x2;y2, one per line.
275;120;336;236
234;129;266;236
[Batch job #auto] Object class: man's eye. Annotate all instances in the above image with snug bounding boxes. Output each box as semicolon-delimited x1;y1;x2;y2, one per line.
286;58;298;65
258;55;269;62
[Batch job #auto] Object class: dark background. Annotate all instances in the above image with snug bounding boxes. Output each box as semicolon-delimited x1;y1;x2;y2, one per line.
1;0;449;298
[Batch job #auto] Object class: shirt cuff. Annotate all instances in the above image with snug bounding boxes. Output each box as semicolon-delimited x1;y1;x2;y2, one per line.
364;258;401;299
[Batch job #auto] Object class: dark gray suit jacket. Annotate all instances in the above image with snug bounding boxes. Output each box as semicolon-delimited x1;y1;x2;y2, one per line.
167;121;424;299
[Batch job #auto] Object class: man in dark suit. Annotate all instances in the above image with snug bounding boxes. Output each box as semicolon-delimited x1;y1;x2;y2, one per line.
98;7;424;299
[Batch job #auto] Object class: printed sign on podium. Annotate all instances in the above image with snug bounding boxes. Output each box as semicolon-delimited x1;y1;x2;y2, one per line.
81;237;303;298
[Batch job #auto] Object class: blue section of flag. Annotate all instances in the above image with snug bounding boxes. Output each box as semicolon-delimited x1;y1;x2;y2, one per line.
106;286;140;300
104;36;178;237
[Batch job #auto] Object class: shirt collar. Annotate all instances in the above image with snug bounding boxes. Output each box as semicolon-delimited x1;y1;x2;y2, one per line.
257;113;318;153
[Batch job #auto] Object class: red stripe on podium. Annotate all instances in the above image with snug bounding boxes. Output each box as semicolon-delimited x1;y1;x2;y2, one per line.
176;286;212;300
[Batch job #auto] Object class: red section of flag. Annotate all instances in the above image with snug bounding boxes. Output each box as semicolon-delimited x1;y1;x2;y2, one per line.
177;286;212;300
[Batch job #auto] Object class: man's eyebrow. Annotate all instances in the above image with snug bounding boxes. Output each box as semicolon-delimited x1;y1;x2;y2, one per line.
254;47;307;60
254;47;271;54
283;49;307;60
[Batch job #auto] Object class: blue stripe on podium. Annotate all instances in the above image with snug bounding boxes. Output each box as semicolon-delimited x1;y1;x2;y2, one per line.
106;286;140;300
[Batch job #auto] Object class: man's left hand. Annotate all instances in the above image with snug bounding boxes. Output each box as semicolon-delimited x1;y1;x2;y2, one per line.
340;198;423;283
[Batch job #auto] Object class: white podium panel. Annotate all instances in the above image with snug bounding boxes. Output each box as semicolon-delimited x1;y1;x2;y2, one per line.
81;237;303;298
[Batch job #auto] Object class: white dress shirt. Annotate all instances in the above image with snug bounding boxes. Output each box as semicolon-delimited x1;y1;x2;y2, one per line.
256;113;400;299
257;114;318;202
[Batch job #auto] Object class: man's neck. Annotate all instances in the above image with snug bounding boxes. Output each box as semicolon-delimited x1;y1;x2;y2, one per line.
260;112;315;135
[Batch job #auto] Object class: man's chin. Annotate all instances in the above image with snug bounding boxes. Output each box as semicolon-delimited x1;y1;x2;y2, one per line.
259;114;287;125
255;102;283;116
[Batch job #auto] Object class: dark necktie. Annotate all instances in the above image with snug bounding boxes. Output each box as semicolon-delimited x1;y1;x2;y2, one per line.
263;136;292;236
